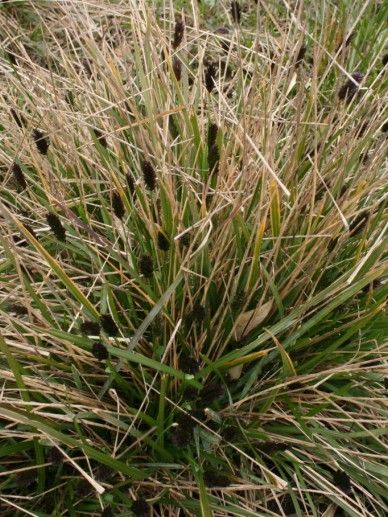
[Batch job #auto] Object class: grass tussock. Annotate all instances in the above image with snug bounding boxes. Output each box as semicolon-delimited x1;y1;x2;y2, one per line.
0;0;387;516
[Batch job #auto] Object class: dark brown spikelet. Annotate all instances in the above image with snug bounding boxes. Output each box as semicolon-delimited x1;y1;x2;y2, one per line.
183;385;200;401
93;128;108;148
258;441;288;454
157;231;170;251
230;1;241;24
327;236;339;252
338;72;364;103
9;303;28;315
142;161;156;191
100;314;118;336
12;162;26;190
179;232;190;247
203;468;231;488
171;415;194;447
10;108;26;128
171;426;192;447
65;90;75;107
200;378;226;405
92;342;109;361
46;212;66;241
32;128;50;155
132;498;150;517
221;425;238;441
139;254;154;278
126;172;135;195
333;470;351;494
173;57;182;81
13;224;36;247
112;190;125;219
191;303;206;322
382;121;388;133
382;54;388;67
179;356;200;375
172;18;185;49
204;61;217;93
207;122;220;176
296;45;306;66
349;211;369;237
24;224;38;239
80;320;101;335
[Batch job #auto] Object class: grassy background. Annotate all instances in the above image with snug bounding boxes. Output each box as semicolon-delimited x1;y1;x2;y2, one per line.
0;0;387;516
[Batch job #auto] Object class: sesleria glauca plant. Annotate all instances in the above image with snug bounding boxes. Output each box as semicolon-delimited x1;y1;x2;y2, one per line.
0;1;387;516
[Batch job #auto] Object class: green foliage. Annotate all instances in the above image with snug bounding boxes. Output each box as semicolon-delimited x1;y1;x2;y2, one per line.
0;1;386;515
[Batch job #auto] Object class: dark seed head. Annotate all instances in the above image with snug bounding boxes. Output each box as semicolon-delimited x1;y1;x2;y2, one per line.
179;356;200;375
157;231;170;251
173;57;182;81
10;108;26;129
132;498;150;517
230;1;241;24
382;121;388;133
80;320;101;335
258;441;288;454
199;378;225;405
112;190;125;219
204;61;217;93
13;224;36;246
207;122;220;175
384;378;388;390
221;426;238;441
92;342;109;361
183;385;200;401
142;160;156;191
171;425;192;447
32;128;50;155
191;303;206;322
208;122;218;150
296;45;306;66
46;212;66;241
139;254;154;278
333;470;351;494
179;232;190;247
349;211;369;237
126;173;135;195
203;468;231;488
338;72;364;103
93;128;108;148
65;90;75;106
172;18;185;49
100;314;118;336
327;236;339;252
11;162;26;190
382;53;388;67
9;303;28;315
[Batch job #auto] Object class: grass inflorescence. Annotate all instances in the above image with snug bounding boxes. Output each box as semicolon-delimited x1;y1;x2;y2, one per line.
0;1;386;516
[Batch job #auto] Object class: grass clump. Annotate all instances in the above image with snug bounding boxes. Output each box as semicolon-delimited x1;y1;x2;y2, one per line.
0;1;387;516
